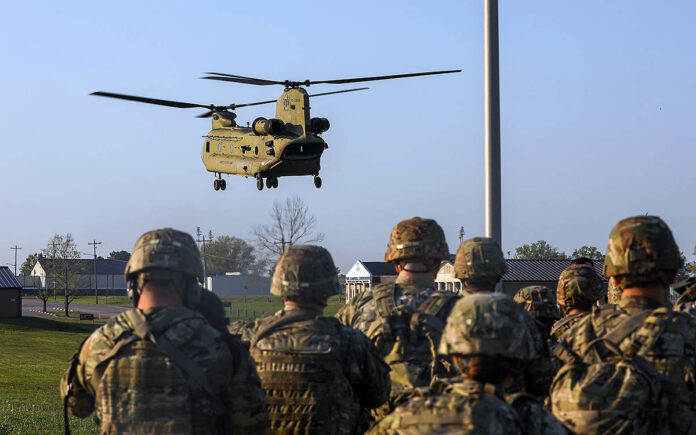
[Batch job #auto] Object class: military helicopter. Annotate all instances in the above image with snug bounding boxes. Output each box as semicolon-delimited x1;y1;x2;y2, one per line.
91;69;460;191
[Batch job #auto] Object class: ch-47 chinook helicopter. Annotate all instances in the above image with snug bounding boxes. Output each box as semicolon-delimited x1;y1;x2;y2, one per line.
91;69;460;191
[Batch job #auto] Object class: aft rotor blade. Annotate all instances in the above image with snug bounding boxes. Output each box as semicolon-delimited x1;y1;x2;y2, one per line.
201;73;281;86
308;87;369;97
309;69;461;85
196;110;215;118
91;91;213;109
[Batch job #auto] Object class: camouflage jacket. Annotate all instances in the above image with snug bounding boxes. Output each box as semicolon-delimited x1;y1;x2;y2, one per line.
548;311;589;367
459;284;554;397
335;276;459;400
505;392;568;435
231;306;391;434
369;376;522;434
554;296;696;434
60;307;268;434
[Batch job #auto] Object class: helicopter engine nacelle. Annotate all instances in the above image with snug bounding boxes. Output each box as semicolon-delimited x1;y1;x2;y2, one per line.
252;117;285;136
310;117;330;134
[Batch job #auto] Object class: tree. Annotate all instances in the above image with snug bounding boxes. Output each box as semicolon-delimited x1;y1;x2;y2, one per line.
108;250;130;261
252;197;325;257
514;240;568;259
19;252;44;276
571;246;605;260
675;252;696;283
41;234;84;316
203;235;269;276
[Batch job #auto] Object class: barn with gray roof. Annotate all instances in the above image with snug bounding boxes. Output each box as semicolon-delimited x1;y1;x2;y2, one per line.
0;266;22;317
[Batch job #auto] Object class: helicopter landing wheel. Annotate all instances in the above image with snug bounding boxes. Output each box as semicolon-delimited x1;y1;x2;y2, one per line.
256;178;264;191
213;179;220;191
313;176;322;189
272;177;278;188
266;178;273;189
219;179;226;191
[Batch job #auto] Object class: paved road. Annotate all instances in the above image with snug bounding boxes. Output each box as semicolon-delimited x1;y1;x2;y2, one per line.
22;298;128;320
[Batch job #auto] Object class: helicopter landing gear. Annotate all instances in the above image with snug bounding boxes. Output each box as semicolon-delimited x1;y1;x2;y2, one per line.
266;177;278;189
313;175;322;189
256;176;264;191
213;174;226;191
272;177;278;188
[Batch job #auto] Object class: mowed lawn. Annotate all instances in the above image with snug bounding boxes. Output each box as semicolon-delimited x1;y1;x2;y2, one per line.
0;295;347;433
0;317;98;434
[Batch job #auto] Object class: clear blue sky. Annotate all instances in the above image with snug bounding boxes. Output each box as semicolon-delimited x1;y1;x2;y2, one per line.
1;1;694;273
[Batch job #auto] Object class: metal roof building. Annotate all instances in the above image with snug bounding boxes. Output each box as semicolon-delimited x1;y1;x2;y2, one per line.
345;261;398;302
0;266;22;317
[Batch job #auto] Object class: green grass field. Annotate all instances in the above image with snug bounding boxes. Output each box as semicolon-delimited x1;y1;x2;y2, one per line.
0;317;98;434
220;295;345;322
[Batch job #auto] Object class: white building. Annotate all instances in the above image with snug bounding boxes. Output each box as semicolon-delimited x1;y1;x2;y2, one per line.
31;258;126;292
345;261;397;302
207;272;271;297
434;261;463;293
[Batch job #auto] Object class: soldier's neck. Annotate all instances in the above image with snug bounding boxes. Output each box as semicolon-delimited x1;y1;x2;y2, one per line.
284;301;325;314
396;263;437;282
622;283;666;304
137;283;184;310
566;308;586;315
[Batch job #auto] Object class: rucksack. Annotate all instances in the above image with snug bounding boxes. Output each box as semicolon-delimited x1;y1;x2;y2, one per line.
550;306;675;434
366;284;458;392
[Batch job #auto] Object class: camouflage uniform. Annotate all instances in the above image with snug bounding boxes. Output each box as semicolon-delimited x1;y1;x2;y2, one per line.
60;228;267;434
514;285;561;342
551;216;696;434
335;218;459;405
549;264;604;355
233;245;390;434
607;276;622;304
371;294;566;435
454;238;555;398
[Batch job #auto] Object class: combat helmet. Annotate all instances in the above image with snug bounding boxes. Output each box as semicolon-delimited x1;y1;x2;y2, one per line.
271;244;340;304
514;286;561;321
384;217;449;266
454;237;507;284
603;215;682;289
438;293;536;362
557;264;604;311
124;228;203;308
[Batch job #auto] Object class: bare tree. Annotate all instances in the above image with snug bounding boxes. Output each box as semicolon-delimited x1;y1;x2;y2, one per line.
253;197;324;257
42;234;83;316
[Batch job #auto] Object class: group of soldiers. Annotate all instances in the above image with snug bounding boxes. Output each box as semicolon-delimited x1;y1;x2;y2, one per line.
60;214;696;434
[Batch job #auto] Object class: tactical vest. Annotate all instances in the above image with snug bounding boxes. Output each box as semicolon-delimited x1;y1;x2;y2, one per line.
366;284;458;392
89;310;227;434
251;311;360;434
551;305;684;434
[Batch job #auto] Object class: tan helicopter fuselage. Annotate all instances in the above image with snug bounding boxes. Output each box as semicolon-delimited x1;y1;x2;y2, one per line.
201;88;326;179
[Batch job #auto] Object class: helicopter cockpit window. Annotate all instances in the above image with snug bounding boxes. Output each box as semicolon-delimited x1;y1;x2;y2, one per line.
255;146;258;155
218;143;222;152
230;145;234;152
206;142;210;153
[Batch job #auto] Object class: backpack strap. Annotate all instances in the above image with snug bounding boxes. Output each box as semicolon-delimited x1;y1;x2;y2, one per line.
250;309;320;348
93;310;222;404
368;283;398;342
418;291;458;318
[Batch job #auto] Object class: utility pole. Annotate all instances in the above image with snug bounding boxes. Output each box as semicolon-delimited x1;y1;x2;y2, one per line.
458;227;466;244
196;228;212;290
88;240;102;304
10;245;21;276
485;0;502;247
52;241;57;301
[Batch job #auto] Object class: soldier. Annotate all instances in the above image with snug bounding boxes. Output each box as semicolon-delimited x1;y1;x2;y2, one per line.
371;294;566;434
513;285;561;342
335;217;460;405
552;216;696;433
549;262;604;350
231;244;390;434
454;237;554;398
60;228;268;434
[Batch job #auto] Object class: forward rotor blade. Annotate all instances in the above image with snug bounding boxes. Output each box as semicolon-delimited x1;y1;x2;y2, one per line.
309;69;461;85
196;110;215;118
91;91;212;109
308;87;369;98
204;72;281;84
201;74;281;86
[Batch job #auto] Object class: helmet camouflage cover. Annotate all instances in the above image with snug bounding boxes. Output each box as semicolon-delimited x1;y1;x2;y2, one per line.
384;217;449;264
514;286;561;320
438;293;537;362
454;237;507;282
125;228;203;284
557;264;604;309
603;215;682;288
271;244;340;303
